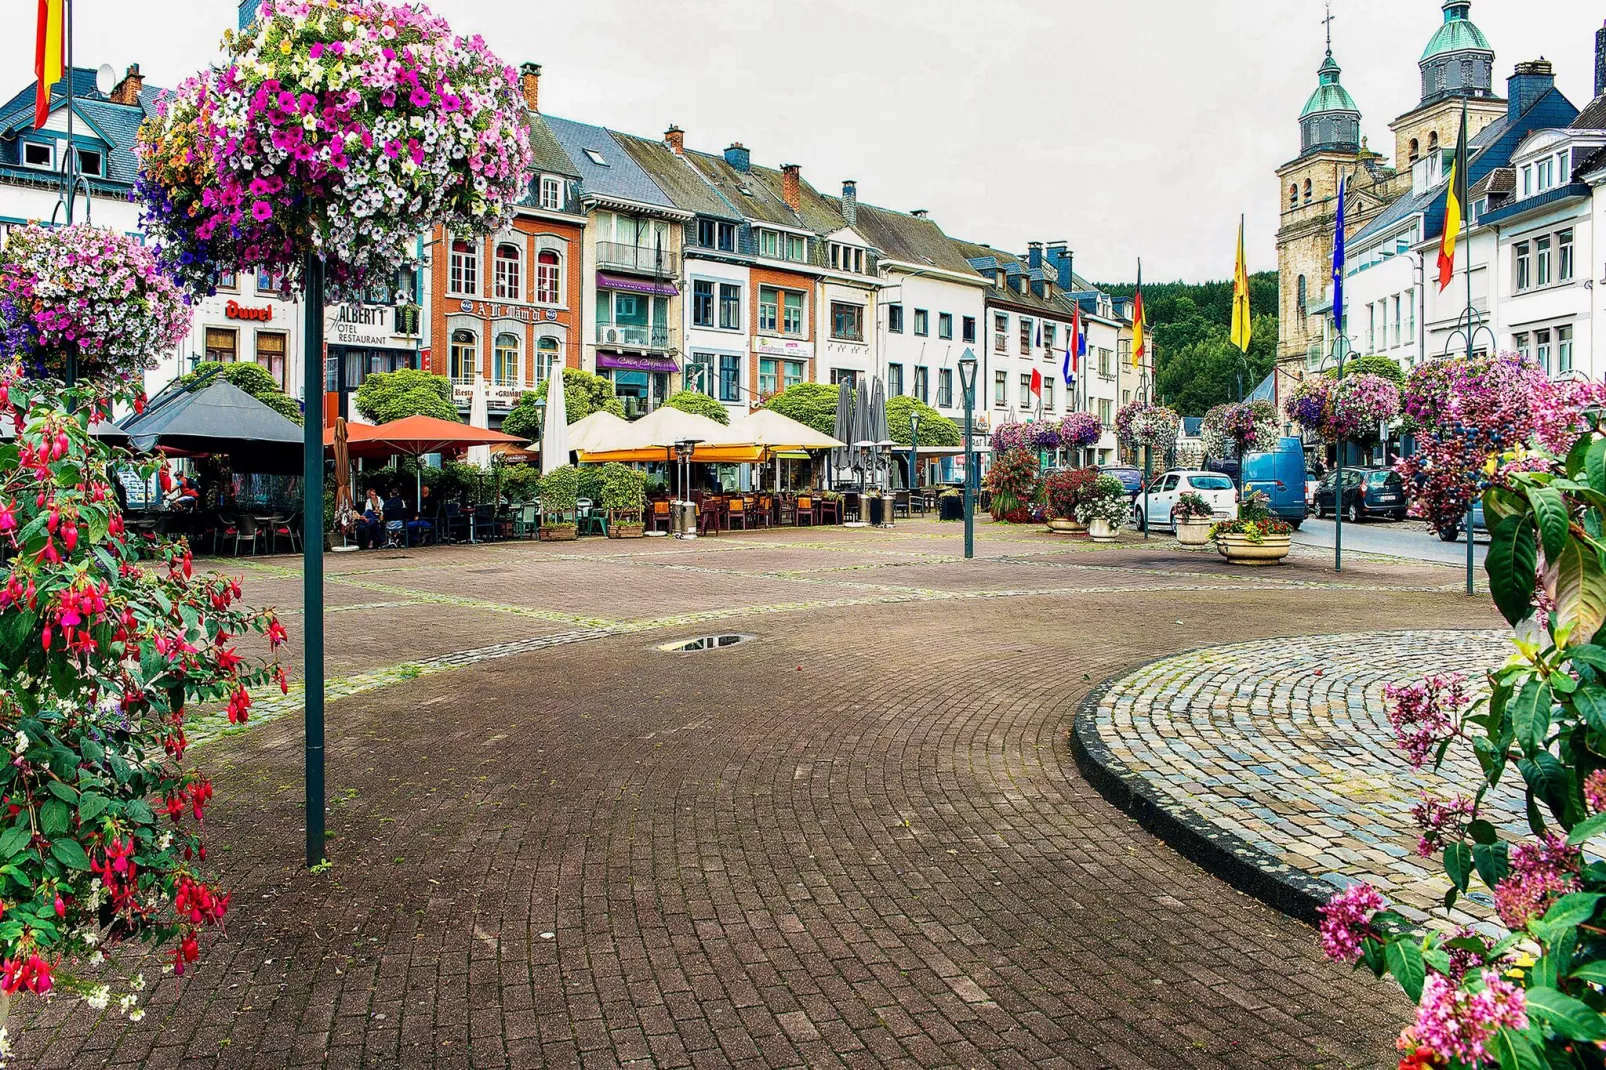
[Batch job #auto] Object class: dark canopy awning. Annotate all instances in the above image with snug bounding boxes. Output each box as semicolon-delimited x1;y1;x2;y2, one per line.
119;379;304;473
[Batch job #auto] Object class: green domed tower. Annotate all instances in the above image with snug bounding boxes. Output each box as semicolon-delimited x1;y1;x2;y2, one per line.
1300;51;1363;156
1419;0;1496;106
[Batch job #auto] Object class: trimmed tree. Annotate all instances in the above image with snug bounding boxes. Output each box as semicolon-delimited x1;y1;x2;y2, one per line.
353;368;457;425
663;391;730;425
179;361;302;425
763;382;839;437
886;395;960;447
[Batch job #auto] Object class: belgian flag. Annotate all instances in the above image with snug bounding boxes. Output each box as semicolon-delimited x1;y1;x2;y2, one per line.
1437;101;1469;291
1131;260;1146;371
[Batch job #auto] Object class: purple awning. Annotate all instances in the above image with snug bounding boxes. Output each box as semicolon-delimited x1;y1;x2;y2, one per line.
597;353;679;373
596;272;679;297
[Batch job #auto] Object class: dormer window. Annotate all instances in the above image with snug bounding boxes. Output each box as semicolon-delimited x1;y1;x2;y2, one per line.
22;142;53;170
539;175;562;211
828;242;865;274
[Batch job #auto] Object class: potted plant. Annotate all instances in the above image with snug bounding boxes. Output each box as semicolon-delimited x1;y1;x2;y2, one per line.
538;465;580;541
1173;491;1216;547
938;488;964;521
1210;490;1293;564
987;448;1040;524
1075;475;1130;542
598;462;646;539
1042;468;1099;533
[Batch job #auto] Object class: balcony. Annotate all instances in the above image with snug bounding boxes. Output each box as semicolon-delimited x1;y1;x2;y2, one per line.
595;241;678;276
393;304;422;337
596;322;671;350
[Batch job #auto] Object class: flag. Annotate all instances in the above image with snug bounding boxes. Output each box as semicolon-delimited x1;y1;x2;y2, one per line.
34;0;64;129
1064;305;1081;385
1230;215;1252;353
1438;99;1469;290
1131;261;1146;371
1035;323;1042;348
1030;367;1042;404
1332;174;1346;337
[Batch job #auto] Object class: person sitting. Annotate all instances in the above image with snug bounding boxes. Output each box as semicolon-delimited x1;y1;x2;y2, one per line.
167;474;200;512
382;487;408;547
358;488;385;549
406;487;436;546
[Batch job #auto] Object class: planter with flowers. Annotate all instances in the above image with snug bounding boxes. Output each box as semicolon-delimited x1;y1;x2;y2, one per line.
987;448;1040;524
1172;491;1216;547
1041;467;1099;533
1210;490;1292;565
1075;476;1131;542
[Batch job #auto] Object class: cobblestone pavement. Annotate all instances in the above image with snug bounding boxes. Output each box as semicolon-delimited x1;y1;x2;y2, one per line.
10;520;1500;1069
1074;631;1524;928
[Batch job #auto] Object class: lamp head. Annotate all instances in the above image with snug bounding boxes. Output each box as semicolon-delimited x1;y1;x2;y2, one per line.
957;348;978;391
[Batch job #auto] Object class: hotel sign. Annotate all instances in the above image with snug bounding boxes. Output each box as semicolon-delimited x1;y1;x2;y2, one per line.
457;299;562;323
329;304;393;347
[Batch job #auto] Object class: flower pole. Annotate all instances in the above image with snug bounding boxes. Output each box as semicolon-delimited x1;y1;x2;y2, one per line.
301;253;325;867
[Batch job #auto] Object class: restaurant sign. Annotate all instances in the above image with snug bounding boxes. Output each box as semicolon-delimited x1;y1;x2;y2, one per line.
752;336;814;359
328;304;393;347
224;300;273;322
452;379;527;410
456;299;562;323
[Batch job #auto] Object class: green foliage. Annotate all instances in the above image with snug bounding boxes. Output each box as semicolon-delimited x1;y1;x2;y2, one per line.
986;448;1040;522
597;462;646;513
180;360;303;424
500;393;543;443
764;382;841;437
1328;354;1406;384
353;368;457;424
663;390;731;425
886;395;961;447
539;464;581;513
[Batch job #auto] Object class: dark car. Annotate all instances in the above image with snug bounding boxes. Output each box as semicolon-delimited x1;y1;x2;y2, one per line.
1099;466;1145;501
1436;500;1487;542
1313;468;1408;523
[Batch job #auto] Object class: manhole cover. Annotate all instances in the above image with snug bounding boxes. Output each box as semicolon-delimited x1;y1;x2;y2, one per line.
658;634;754;652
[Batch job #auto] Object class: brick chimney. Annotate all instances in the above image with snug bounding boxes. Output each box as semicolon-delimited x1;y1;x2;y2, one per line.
910;209;928;219
1508;59;1555;121
1596;21;1606;97
519;63;541;112
665;125;684;155
1027;241;1044;269
724;142;750;172
841;179;857;225
781;164;801;211
109;64;144;106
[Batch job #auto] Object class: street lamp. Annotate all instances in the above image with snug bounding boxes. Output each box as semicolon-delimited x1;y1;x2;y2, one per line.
907;408;921;505
958;349;978;560
1314;335;1354;572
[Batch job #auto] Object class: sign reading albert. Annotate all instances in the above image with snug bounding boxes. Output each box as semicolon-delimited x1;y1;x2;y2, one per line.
328;303;394;347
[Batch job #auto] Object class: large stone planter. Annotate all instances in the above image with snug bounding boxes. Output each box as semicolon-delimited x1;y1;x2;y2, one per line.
1175;518;1213;547
1215;533;1291;565
1046;518;1084;534
1088;518;1118;543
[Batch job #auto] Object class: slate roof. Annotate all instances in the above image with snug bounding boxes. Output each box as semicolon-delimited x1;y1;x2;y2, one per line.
542;115;675;210
682;149;802;229
949;238;1078;318
1572;93;1606;132
1469;166;1513;198
0;68;165;193
525;113;580;179
844;202;980;277
610;133;740;220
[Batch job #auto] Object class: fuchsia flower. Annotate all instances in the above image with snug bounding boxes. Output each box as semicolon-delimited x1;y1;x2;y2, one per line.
1410;971;1527;1066
1585;769;1606;813
1384;674;1468;769
1318;882;1386;963
1410;794;1473;858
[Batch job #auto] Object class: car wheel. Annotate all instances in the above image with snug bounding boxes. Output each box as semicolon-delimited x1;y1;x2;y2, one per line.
1133;505;1146;532
1347;501;1363;524
1438;527;1460;543
1393;510;1407;522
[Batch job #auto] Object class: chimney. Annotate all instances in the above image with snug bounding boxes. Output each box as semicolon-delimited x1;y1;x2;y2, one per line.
109;63;144;106
910;209;929;219
519;63;541;112
781;163;801;211
1507;59;1555;121
1596;21;1606;97
724;142;750;172
664;125;684;155
1046;243;1074;291
841;179;857;225
1027;241;1043;270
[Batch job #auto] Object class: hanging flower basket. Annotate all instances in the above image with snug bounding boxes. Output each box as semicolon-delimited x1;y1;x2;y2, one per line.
1201;400;1279;461
1114;402;1180;453
1057;411;1102;450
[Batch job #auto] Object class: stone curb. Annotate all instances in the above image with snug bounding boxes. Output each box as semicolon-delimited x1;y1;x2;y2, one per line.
1069;656;1340;926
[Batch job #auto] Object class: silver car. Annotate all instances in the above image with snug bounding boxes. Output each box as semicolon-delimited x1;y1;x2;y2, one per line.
1135;470;1239;533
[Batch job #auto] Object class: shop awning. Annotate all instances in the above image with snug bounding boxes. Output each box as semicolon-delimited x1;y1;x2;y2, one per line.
596;272;679;297
596;353;678;373
578;406;764;464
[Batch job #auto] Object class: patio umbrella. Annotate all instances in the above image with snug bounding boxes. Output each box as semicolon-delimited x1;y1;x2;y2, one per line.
467;375;492;470
726;409;845;494
870;377;892;485
577;407;760;464
119;379;303;473
831;383;852;484
542;368;570;477
566;410;628;455
332;417;357;542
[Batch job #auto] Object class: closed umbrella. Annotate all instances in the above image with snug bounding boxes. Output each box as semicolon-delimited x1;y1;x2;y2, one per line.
332;417;357;545
831;383;852;486
542;368;570;477
870;377;892;486
467;375;492;470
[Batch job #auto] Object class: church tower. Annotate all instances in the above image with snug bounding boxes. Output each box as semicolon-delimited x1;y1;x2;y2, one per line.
1389;1;1506;172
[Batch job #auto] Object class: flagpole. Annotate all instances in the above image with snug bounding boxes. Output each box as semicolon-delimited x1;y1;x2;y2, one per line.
1464;141;1475;597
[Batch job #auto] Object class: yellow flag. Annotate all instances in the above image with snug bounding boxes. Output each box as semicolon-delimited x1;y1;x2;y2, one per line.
35;0;65;129
1231;216;1252;353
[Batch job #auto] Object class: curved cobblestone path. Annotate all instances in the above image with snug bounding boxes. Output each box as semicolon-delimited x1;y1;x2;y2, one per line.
12;525;1500;1068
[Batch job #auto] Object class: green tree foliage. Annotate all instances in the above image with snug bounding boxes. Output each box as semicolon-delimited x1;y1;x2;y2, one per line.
886;395;961;447
663;390;731;425
353;368;458;424
501;367;625;442
1330;354;1406;384
179;360;303;424
763;382;840;437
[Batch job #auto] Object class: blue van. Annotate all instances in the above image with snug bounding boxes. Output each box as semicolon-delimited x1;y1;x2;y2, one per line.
1239;437;1309;528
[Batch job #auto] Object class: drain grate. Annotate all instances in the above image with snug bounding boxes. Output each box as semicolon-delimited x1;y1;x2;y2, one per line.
658;634;754;653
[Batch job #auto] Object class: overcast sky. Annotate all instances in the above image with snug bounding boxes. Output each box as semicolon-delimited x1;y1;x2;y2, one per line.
10;0;1606;284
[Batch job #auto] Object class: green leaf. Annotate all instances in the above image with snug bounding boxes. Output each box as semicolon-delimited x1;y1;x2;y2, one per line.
1589;438;1606;494
1468;819;1500;845
1444;842;1473;892
1385;938;1426;1003
76;793;107;822
1553;538;1606;646
45;781;77;803
1568;645;1606;674
1512;679;1555;755
0;827;29;859
48;838;89;871
1570;961;1606;984
1488;516;1540;626
39;799;69;835
1541;892;1604;930
1531;487;1572;561
1526;986;1606;1042
1573;686;1606;735
1521;752;1577;827
1490;1026;1546;1070
1571;813;1606;845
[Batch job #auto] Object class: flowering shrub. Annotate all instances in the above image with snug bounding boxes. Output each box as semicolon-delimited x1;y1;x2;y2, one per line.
1201;400;1277;460
1073;475;1131;530
1320;397;1606;1066
986;448;1039;523
1042;467;1100;521
990;423;1029;453
1114;402;1180;453
1057;412;1103;450
1173;491;1214;521
137;0;534;298
0;357;288;1040
0;225;190;395
1209;489;1289;543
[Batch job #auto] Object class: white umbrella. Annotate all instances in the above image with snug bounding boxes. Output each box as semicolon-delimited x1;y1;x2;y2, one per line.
467;375;492;469
566;409;629;454
542;367;570;476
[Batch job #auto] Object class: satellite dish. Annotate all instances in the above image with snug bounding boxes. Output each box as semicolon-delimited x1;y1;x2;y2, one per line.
95;64;116;95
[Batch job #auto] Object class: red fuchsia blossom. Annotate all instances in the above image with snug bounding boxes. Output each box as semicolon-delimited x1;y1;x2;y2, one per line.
0;953;54;995
1410;794;1474;858
1409;971;1528;1067
1384;674;1469;769
1493;833;1580;929
1319;882;1386;963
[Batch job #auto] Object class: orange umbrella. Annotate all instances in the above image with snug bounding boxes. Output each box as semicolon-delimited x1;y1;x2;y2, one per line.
322;415;528;458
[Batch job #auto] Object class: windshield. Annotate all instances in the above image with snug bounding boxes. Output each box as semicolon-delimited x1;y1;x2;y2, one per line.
1366;471;1402;487
1106;469;1143;489
1188;475;1233;491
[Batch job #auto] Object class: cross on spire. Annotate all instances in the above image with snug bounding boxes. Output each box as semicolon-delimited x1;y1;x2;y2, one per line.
1323;0;1335;55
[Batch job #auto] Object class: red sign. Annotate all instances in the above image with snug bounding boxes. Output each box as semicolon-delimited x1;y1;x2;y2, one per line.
225;300;272;322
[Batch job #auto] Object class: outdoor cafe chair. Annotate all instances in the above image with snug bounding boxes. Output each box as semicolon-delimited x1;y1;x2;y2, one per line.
698;500;721;537
756;495;774;529
512;502;539;540
819;497;841;525
893;490;911;519
727;497;749;531
230;514;260;556
794;495;814;527
576;498;608;537
648;499;673;534
272;512;302;554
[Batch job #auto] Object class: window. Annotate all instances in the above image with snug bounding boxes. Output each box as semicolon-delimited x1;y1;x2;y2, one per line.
1100;349;1113;377
759;358;779;397
23;142;55;170
1515;332;1532;363
783;291;804;335
887;304;904;333
449;328;477;383
205;327;237;363
831;369;859;391
1516;241;1531;292
913;309;929;337
214;268;238;292
1429;131;1439;152
718;354;740;403
888;363;904;396
937;368;954;408
75;148;102;177
692;280;715;327
1367;303;1376;351
494;243;522;300
1537;156;1555;192
759;288;778;333
1559;326;1575;374
1536;328;1553;375
536;336;560;381
256;267;286;294
719;283;740;330
1523;165;1534;198
1020;318;1033;354
539;175;562;211
449;239;478;296
993;371;1006;406
1043;379;1054;411
1019;374;1031;407
583;148;608;166
828;243;865;273
962;316;976;344
831;302;864;342
686;352;714;395
938;313;953;340
535;249;561;304
782;359;805;389
1043;323;1056;351
1392;295;1402;348
1296;274;1307;314
1537;236;1552;287
757;229;779;258
1098;398;1113;427
1407;288;1416;340
993;313;1008;354
784;234;806;262
1560;229;1575;282
697;219;736;251
1289;182;1299;207
596;290;669;347
493;332;520;386
1409;138;1420;162
254;331;286;388
913;366;929;404
1303;179;1312;204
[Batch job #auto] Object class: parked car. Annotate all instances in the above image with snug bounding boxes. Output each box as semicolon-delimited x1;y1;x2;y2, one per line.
1135;470;1239;533
1312;467;1408;522
1240;437;1309;529
1436;499;1487;542
1099;466;1146;502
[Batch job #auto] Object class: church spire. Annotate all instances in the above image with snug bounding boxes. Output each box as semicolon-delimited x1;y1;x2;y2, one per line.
1299;4;1362;157
1419;0;1495;105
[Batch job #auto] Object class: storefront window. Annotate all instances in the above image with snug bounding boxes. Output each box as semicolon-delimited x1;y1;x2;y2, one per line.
493;332;520;386
450;328;477;383
255;331;287;388
783;360;804;389
205;328;237;363
759;359;778;397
